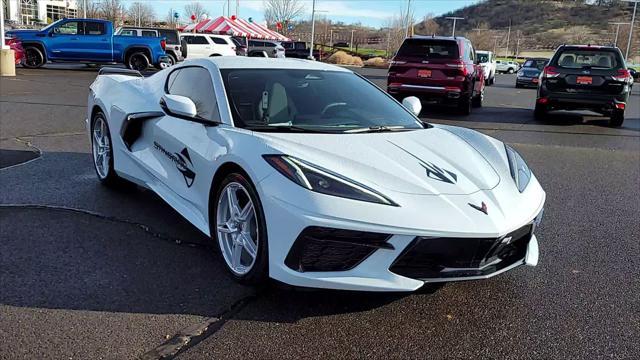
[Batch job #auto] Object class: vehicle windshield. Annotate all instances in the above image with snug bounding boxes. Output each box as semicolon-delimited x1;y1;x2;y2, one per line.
523;59;547;70
41;19;64;32
477;53;489;63
556;49;621;69
396;39;459;59
220;69;424;133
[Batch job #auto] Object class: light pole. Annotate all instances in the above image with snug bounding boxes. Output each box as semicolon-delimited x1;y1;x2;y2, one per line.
446;16;464;37
350;29;355;52
622;0;638;61
609;22;630;47
329;29;334;47
309;1;328;59
492;35;501;54
504;19;511;58
405;0;412;39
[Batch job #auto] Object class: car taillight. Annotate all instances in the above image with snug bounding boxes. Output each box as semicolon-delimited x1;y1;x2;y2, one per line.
542;66;559;78
447;62;467;76
613;69;630;82
160;39;166;50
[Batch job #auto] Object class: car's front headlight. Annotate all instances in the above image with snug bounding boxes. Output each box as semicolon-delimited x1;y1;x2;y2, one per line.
504;145;531;193
263;155;398;206
517;70;524;77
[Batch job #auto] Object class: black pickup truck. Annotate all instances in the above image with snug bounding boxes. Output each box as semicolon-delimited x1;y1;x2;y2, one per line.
282;41;320;59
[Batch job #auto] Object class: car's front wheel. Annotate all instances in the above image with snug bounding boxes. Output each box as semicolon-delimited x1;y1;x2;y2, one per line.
609;109;624;127
213;172;268;285
91;112;124;187
23;46;45;68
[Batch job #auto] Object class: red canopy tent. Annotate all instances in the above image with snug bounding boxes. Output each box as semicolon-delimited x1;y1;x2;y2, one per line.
179;16;290;42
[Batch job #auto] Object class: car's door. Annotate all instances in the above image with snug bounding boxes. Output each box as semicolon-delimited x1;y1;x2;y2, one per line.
209;36;231;55
47;20;83;60
151;66;224;219
181;35;210;58
77;21;112;61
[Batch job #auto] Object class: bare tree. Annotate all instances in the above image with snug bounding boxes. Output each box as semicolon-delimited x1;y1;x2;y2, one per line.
128;2;155;26
184;1;207;21
264;0;306;26
99;0;125;24
385;4;414;56
77;0;102;18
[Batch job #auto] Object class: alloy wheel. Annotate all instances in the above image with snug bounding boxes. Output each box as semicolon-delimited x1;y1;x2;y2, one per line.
92;117;111;179
216;182;259;276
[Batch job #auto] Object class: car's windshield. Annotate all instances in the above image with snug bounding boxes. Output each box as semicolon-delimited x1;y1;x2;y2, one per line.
523;59;547;70
477;53;489;63
41;19;64;32
556;49;621;69
220;69;424;133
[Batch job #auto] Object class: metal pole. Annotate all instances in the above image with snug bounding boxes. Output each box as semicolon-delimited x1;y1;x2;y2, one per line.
386;28;391;57
404;0;411;39
446;17;464;37
452;18;456;37
615;24;620;45
83;0;87;18
1;3;8;50
625;0;638;61
350;29;355;52
310;0;316;59
329;29;333;47
236;0;239;18
504;20;511;58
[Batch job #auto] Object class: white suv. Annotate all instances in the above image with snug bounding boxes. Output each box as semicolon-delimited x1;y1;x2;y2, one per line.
179;33;236;58
476;50;496;85
496;60;519;74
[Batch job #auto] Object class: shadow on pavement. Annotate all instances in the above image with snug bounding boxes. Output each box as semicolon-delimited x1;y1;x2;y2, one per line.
0;149;40;169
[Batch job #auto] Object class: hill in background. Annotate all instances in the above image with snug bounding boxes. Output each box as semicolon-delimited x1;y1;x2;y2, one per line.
415;0;639;60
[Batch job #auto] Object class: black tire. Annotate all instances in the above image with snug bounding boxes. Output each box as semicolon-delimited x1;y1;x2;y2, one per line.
472;88;484;108
126;52;150;71
458;94;472;115
507;68;515;74
91;111;126;187
515;83;522;88
167;53;177;66
23;46;45;68
490;76;495;85
212;172;269;285
609;110;624;127
534;103;548;121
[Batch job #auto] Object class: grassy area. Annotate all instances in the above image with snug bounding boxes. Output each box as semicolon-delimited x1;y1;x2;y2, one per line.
335;47;387;58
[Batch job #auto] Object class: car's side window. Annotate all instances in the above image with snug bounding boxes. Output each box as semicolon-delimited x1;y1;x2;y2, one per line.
120;29;136;36
54;21;80;35
142;30;157;37
192;36;209;45
167;67;219;121
84;21;106;35
210;37;227;45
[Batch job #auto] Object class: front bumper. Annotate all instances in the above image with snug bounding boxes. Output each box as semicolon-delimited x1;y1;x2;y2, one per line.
258;170;545;292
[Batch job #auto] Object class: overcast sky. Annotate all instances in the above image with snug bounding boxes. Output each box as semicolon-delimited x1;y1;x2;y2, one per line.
122;0;479;27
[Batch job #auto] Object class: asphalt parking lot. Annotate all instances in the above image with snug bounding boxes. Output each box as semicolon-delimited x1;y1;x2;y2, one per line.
0;65;639;359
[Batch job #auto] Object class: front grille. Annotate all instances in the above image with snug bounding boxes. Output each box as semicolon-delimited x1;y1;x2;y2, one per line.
389;225;532;279
285;227;392;272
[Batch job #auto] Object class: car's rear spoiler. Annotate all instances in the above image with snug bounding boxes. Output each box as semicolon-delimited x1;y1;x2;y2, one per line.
98;67;143;78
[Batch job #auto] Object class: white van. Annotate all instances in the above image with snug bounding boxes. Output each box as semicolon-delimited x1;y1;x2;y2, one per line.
476;50;496;85
179;33;236;58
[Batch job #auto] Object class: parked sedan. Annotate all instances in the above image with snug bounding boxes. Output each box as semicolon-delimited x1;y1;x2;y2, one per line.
86;57;545;292
516;58;548;88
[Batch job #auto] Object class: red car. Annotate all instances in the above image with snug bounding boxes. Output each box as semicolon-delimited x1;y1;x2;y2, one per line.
4;36;24;65
387;36;485;115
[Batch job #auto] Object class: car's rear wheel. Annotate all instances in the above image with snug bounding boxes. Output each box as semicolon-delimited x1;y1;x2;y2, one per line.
214;173;268;285
507;68;515;74
23;46;45;68
609;110;624;127
126;52;149;71
458;94;472;115
472;88;484;108
534;103;548;121
91;112;125;187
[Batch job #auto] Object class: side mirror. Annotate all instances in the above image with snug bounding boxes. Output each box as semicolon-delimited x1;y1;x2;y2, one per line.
402;96;422;117
160;94;197;119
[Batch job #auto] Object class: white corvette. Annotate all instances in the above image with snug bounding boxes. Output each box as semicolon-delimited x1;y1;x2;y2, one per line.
87;58;545;291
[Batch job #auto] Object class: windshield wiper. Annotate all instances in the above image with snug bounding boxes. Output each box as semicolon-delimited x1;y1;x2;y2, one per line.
344;125;414;133
246;125;335;133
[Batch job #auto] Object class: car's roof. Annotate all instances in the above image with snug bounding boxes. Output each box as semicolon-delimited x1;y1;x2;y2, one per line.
476;50;491;53
406;35;467;42
202;57;351;72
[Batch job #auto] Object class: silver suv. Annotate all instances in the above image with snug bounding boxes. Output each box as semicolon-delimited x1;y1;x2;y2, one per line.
248;40;285;58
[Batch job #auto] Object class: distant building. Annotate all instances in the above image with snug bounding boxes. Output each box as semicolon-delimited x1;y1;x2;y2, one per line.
4;0;78;25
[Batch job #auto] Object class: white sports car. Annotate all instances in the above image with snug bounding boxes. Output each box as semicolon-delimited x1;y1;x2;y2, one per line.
87;58;545;292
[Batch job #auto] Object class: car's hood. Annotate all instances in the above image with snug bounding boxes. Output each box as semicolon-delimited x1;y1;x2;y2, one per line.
255;128;501;195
